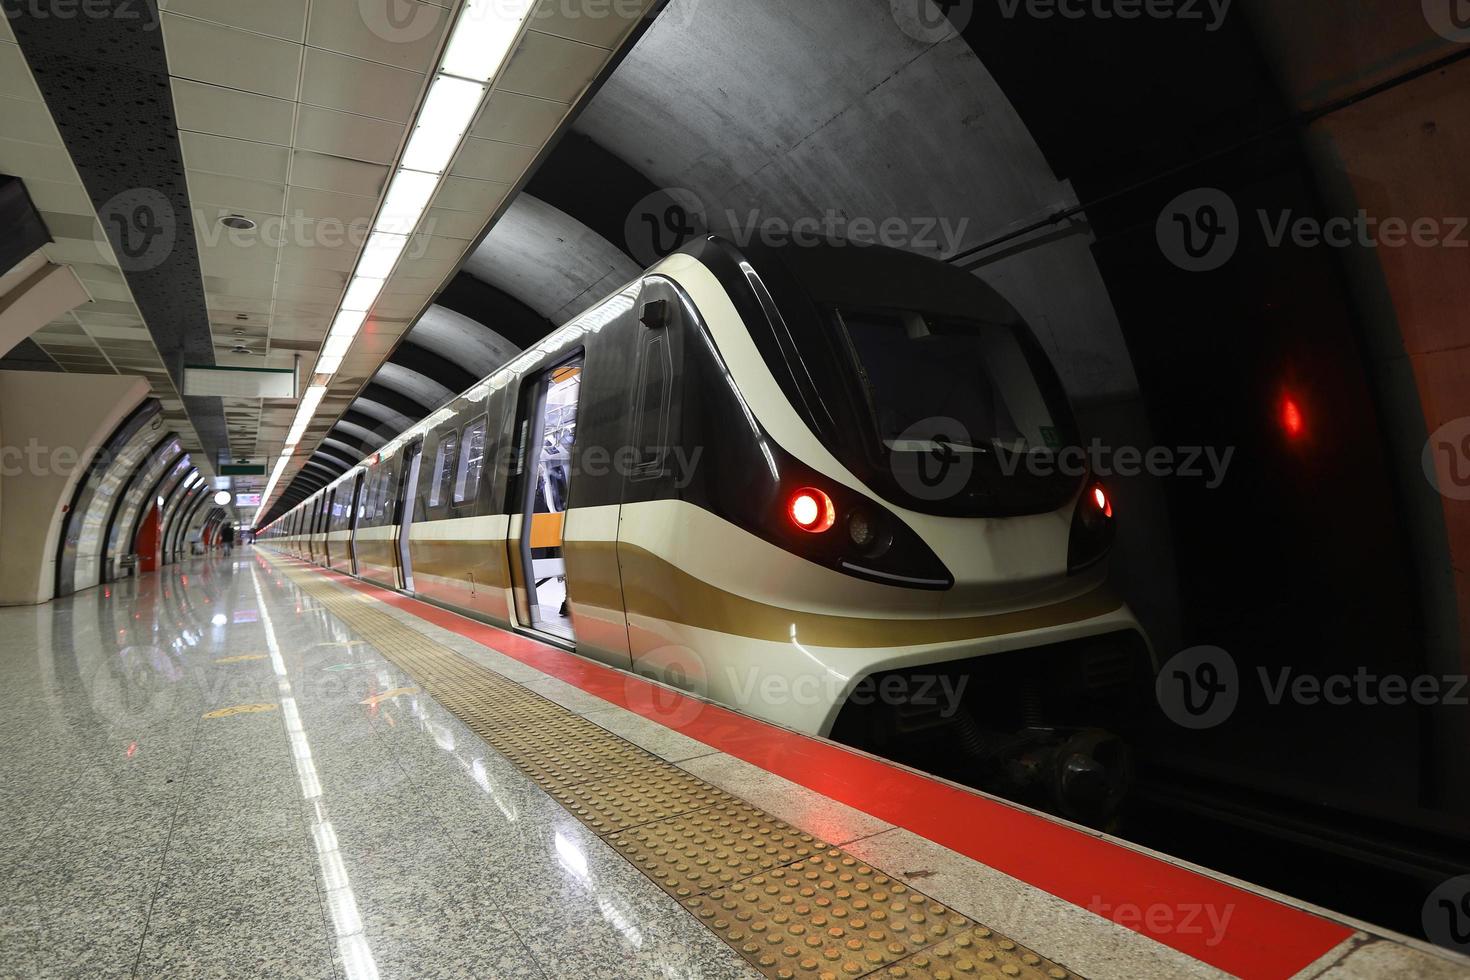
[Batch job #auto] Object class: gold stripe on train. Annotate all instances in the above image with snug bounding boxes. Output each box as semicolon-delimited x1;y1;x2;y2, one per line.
563;540;1122;648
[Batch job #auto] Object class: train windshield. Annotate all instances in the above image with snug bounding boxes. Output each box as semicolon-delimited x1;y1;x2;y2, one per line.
823;306;1082;516
834;309;1062;456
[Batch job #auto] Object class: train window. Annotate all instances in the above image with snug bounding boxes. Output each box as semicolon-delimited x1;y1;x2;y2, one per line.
834;309;1058;454
428;431;459;509
632;330;672;475
453;418;486;505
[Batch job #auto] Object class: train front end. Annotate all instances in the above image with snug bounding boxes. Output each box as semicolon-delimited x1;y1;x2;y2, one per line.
651;237;1153;824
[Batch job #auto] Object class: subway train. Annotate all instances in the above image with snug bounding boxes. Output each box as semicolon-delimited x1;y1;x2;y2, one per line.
261;236;1155;823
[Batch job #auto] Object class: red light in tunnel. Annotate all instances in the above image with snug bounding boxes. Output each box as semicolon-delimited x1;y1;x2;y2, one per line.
789;488;836;533
1281;396;1305;439
1091;484;1113;518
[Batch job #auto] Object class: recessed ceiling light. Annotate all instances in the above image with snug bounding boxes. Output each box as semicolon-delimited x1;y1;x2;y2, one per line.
219;214;257;231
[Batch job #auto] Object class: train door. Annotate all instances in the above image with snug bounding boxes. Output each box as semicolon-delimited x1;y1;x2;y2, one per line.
395;440;423;591
323;488;335;567
510;355;584;642
348;471;363;577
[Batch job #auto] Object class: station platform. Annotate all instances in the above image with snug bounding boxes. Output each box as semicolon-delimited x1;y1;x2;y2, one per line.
3;550;1466;980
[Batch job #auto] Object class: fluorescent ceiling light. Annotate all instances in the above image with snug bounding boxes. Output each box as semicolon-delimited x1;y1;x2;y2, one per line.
341;277;385;313
323;334;354;358
314;355;344;376
399;75;485;174
376;169;439;235
357;233;409;279
441;0;535;82
330;310;367;339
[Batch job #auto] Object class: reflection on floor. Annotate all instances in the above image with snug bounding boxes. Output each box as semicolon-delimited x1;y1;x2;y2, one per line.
0;549;746;979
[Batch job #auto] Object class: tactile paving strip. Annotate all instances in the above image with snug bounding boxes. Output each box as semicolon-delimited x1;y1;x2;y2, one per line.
271;556;1081;980
609;802;828;900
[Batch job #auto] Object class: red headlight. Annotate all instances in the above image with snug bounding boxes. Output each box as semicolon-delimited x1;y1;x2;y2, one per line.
789;488;836;533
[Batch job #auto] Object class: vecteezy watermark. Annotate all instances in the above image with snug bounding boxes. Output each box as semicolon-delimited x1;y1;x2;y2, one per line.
1422;417;1470;501
724;669;970;716
0;438;132;478
1158;188;1470;271
1257;211;1470;250
891;0;975;43
1156;188;1240;272
1156;646;1470;729
884;417;1235;503
723;208;970;259
3;0;156;29
96;188;177;273
1085;897;1236;946
1424;876;1470;952
91;196;442;273
996;439;1235;489
622;189;971;267
1155;645;1239;729
995;0;1233;31
1423;0;1470;44
624;188;709;266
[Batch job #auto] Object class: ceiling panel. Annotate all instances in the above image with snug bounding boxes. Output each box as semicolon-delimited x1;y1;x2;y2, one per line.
499;31;608;105
180;131;293;182
305;0;449;72
433;175;513;213
173;79;296;145
161;14;304;100
0;94;61;143
300;47;425;123
289;150;390;198
450;138;541;182
0;43;42;101
159;0;310;42
294;105;404;165
470;89;567;145
187;172;290;214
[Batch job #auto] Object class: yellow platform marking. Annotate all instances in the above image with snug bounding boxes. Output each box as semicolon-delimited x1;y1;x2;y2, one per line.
214;654;267;664
268;555;1079;980
203;703;277;719
360;687;419;707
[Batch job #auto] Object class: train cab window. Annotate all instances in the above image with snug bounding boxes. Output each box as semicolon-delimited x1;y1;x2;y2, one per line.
828;307;1080;515
453;419;486;505
428;431;459;509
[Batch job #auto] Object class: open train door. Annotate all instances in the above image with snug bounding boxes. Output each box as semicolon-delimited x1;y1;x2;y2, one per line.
394;440;423;592
508;356;585;646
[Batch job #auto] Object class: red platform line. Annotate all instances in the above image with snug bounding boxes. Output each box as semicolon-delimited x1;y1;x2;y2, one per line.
280;556;1351;979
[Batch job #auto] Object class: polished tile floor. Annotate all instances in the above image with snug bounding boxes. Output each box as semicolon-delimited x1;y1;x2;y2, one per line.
0;550;757;979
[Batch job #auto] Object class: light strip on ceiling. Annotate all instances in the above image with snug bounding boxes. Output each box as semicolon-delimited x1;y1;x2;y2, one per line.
257;0;540;524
